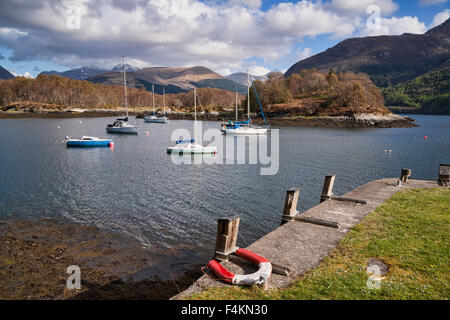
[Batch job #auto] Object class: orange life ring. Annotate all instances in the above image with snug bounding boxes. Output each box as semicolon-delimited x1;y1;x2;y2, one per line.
206;248;272;286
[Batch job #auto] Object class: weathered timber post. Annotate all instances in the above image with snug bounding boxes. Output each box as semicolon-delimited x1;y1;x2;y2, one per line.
401;168;412;183
214;216;240;260
281;188;300;223
438;164;450;187
320;175;336;203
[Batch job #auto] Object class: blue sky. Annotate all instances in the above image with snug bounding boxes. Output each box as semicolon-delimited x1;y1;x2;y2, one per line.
0;0;448;77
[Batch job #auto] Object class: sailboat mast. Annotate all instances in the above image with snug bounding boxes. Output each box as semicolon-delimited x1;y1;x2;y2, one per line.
247;70;250;122
194;87;197;121
123;59;128;118
163;87;166;115
152;84;155;114
235;89;238;121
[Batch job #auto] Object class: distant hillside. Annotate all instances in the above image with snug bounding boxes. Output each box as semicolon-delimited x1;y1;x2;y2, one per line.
0;66;15;80
384;66;450;114
40;66;110;81
225;72;268;86
88;66;245;94
285;18;450;87
192;78;247;95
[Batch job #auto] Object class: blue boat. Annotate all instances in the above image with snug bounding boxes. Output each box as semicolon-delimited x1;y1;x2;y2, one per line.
66;136;113;147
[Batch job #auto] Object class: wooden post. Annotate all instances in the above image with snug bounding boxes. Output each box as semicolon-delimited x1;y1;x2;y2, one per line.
281;188;300;223
320;175;336;203
214;216;240;260
401;168;412;182
438;164;450;187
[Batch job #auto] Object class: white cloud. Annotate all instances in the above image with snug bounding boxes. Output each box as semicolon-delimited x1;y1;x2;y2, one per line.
419;0;449;6
217;68;232;76
264;2;356;38
0;0;433;74
361;16;427;36
11;70;33;78
329;0;398;15
295;47;312;61
229;0;262;9
248;65;270;76
0;27;27;39
429;9;450;28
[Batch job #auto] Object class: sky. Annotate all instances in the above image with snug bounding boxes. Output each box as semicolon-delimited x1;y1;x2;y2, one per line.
0;0;448;78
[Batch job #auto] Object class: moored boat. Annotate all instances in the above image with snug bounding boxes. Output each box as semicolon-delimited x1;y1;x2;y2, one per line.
106;59;138;134
144;84;169;123
166;88;217;154
166;139;217;154
222;71;269;135
106;117;138;134
66;136;113;147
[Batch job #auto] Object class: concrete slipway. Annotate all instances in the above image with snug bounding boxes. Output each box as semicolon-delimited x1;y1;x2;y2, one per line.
172;178;441;299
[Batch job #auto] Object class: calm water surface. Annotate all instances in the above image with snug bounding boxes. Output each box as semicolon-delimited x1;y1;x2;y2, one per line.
0;115;449;269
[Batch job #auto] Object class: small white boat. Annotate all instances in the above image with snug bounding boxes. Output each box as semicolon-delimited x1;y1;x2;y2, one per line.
167;139;217;154
222;126;268;135
106;118;138;134
223;71;269;135
144;84;169;123
106;59;138;134
167;88;217;154
144;114;168;123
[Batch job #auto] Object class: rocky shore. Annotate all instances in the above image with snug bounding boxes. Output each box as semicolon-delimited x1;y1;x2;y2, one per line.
0;218;204;300
0;108;417;128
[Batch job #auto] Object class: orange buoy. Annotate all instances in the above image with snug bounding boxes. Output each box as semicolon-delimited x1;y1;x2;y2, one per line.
424;136;428;140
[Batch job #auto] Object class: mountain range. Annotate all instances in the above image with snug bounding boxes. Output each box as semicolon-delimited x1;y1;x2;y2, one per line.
39;63;139;81
285;18;450;88
0;66;15;80
87;66;248;95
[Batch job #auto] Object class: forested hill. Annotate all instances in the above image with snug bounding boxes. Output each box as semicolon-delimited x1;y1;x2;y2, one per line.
383;67;450;115
285;18;450;88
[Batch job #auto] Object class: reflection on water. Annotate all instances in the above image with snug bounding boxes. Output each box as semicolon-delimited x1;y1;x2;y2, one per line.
0;115;449;264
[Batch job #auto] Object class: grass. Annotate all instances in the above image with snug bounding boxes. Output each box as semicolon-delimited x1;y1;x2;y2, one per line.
190;188;450;300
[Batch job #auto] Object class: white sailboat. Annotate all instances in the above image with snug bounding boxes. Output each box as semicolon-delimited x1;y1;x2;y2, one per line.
222;71;269;135
106;59;138;134
144;84;169;123
167;88;217;154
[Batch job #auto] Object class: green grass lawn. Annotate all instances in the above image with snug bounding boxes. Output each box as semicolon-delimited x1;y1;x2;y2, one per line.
190;188;450;300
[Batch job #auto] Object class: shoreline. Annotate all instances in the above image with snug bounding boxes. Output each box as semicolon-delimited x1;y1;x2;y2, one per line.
0;218;204;300
0;110;418;128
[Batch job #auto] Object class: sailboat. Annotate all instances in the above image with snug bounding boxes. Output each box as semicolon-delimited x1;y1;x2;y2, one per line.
167;88;217;154
106;59;138;134
222;71;269;135
144;84;169;123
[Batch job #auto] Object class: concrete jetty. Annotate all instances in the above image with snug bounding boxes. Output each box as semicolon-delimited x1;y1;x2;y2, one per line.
172;178;440;299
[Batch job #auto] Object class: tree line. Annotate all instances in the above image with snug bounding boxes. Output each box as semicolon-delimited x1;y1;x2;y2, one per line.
382;66;449;114
0;74;243;111
0;69;386;114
